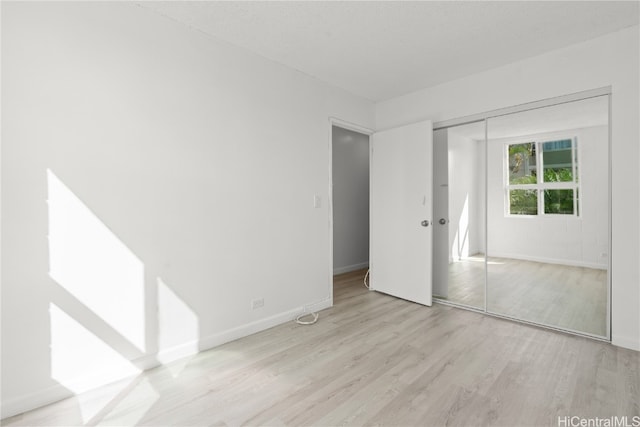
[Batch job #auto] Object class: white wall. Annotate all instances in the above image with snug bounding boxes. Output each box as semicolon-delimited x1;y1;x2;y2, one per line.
487;126;609;269
332;127;369;274
376;26;640;351
447;132;485;261
1;2;374;417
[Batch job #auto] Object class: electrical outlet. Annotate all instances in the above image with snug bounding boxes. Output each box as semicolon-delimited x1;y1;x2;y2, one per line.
251;298;264;310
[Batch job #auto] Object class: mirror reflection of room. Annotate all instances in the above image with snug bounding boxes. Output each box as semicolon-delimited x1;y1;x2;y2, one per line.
433;95;609;339
433;121;486;310
486;96;609;337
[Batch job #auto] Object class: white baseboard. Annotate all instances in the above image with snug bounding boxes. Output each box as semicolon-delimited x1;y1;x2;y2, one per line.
155;341;199;365
612;334;640;352
197;302;325;352
488;252;607;270
0;299;332;420
303;297;332;314
1;384;74;422
333;261;369;275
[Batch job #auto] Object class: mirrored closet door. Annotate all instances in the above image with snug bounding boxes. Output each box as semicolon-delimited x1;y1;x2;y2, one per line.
486;96;610;338
433;121;486;310
433;93;610;339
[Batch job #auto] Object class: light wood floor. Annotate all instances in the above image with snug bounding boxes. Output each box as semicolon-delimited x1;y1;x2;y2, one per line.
4;269;638;426
440;255;608;337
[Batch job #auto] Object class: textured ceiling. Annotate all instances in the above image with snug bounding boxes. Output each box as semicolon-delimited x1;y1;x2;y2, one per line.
140;1;639;102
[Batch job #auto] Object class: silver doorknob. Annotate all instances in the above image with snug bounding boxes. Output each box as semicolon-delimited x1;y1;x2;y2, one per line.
421;220;430;227
439;218;448;225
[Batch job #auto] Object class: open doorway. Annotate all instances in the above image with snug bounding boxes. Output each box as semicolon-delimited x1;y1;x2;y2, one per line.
331;125;370;275
330;119;434;307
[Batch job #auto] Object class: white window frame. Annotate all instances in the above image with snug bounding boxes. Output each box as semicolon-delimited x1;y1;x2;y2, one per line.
504;136;580;217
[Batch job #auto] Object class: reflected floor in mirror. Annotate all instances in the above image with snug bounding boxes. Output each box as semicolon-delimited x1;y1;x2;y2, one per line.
439;254;487;309
437;255;607;337
487;257;607;337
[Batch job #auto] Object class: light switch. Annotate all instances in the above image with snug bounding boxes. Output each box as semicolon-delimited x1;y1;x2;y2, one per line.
314;195;321;208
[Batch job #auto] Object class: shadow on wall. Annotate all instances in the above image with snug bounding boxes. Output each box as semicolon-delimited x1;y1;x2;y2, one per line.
42;169;199;424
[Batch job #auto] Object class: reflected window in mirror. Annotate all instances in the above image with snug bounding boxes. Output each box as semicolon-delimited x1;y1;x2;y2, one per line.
505;137;579;217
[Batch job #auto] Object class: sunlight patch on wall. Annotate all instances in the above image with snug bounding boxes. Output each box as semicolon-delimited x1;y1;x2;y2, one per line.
452;194;470;261
47;169;145;352
157;277;199;372
49;303;141;419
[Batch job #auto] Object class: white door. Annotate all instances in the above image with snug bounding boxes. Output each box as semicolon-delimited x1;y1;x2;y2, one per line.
432;129;449;298
370;120;433;306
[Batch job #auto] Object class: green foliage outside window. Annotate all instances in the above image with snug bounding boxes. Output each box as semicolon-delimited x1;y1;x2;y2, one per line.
509;189;537;215
509;169;575;215
543;169;574;214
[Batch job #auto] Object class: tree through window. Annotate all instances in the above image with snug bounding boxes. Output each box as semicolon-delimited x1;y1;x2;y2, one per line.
506;138;579;216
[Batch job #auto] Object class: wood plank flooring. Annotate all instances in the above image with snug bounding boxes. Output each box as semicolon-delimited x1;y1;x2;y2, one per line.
441;255;608;337
3;269;638;426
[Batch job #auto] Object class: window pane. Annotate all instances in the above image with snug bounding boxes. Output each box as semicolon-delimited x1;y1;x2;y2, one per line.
574;140;579;183
509;189;537;215
508;143;536;185
544;189;574;214
542;139;573;182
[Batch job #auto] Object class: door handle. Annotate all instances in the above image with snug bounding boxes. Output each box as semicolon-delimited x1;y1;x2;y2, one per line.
439;218;448;225
421;220;431;227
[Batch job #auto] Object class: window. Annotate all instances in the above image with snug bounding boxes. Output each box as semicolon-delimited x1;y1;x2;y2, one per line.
505;138;579;216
